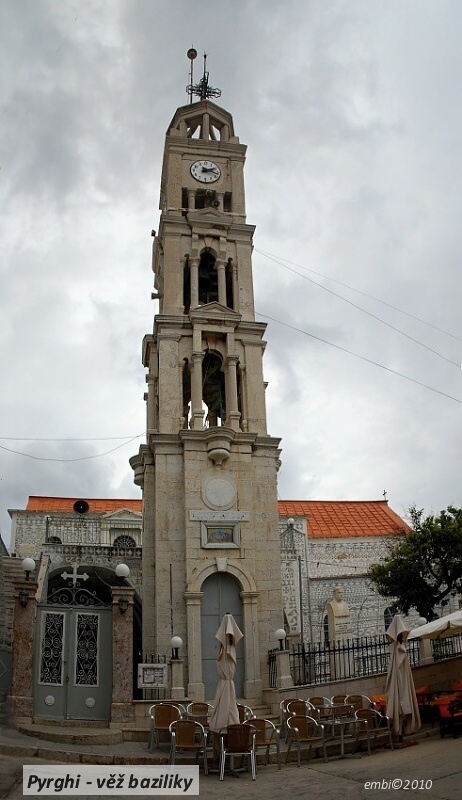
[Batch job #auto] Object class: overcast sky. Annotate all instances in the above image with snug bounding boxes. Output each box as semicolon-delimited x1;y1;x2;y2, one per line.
1;0;461;549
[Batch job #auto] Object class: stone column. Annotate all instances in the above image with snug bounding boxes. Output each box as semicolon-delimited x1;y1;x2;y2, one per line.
187;189;195;211
190;352;204;430
7;578;38;723
241;591;262;702
217;260;227;306
230;259;239;313
185;592;204;699
190;259;199;309
275;649;294;689
225;355;240;431
418;638;434;665
111;586;135;724
170;659;186;700
146;373;157;431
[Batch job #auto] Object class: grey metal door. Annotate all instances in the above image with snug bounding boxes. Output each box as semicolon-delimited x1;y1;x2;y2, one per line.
34;606;112;721
201;573;244;701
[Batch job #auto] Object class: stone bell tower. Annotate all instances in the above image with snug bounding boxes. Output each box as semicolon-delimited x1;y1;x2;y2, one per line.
131;67;283;703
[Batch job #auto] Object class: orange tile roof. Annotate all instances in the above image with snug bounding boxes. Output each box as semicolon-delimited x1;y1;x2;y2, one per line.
277;500;409;538
26;496;142;513
24;496;408;538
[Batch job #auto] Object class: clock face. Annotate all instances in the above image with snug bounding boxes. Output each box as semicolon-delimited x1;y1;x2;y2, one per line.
190;160;221;184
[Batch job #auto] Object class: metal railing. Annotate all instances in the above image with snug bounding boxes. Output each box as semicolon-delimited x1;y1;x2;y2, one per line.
269;634;422;688
431;631;462;661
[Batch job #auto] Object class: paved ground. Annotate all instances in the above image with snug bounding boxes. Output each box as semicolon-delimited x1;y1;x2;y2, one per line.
1;732;461;800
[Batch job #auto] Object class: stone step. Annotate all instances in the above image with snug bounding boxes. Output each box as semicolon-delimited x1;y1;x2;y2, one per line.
18;724;123;745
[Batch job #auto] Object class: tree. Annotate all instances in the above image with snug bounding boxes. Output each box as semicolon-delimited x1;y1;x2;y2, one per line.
369;505;462;621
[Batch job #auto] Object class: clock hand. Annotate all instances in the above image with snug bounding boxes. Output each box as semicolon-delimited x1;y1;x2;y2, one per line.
201;166;218;173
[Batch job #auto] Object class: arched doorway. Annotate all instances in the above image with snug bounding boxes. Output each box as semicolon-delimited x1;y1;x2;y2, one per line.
201;572;244;701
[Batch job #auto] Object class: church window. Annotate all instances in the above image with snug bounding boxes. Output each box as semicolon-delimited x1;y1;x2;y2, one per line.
323;614;329;643
112;534;137;548
384;607;394;630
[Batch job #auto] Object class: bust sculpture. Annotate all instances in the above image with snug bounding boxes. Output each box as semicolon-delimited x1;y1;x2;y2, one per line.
328;586;351;618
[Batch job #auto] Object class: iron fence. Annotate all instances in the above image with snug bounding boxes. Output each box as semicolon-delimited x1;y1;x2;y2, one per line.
431;631;462;661
269;634;422;689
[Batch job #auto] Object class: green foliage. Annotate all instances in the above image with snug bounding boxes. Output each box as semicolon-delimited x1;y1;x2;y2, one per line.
369;505;462;621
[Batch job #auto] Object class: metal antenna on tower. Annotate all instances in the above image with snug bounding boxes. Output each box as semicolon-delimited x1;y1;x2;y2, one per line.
186;47;197;104
186;50;221;101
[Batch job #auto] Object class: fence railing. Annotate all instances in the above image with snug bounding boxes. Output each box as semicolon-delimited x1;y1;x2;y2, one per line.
431;631;462;661
269;634;424;689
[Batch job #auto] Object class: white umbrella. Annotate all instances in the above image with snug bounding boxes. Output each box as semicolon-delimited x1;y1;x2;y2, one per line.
208;613;243;734
385;615;421;738
408;609;462;639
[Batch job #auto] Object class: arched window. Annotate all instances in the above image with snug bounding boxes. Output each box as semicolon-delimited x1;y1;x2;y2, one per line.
202;350;225;426
323;614;329;643
384;607;394;630
198;251;218;304
113;535;137;549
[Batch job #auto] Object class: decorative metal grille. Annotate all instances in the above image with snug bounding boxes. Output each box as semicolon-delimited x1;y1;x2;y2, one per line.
75;613;98;686
112;535;137;548
40;612;64;685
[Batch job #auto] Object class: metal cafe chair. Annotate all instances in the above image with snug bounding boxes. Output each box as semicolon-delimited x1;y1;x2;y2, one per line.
186;701;214;729
237;703;254;722
169;719;208;774
285;715;328;766
245;717;281;769
355;708;394;754
345;694;374;713
148;702;184;751
279;697;303;741
307;696;333;721
286;699;318;722
219;723;257;780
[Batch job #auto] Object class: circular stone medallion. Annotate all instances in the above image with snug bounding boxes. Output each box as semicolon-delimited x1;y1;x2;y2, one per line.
204;479;236;509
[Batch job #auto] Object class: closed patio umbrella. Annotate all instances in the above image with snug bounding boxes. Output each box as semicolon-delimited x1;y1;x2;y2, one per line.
208;613;243;734
385;615;421;738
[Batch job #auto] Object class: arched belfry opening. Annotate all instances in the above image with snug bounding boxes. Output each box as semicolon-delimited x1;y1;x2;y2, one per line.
198;251;218;305
202;350;225;426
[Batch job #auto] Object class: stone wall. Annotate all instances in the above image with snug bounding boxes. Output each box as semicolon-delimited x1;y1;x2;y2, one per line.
280;522;420;641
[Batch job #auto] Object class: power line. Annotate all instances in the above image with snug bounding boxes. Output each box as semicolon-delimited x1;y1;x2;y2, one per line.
0;434;144;463
256;250;461;367
256;248;462;344
257;311;462;405
0;435;141;442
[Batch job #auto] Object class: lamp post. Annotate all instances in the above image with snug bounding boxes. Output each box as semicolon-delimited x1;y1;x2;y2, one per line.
115;563;130;584
170;636;183;660
275;628;287;651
